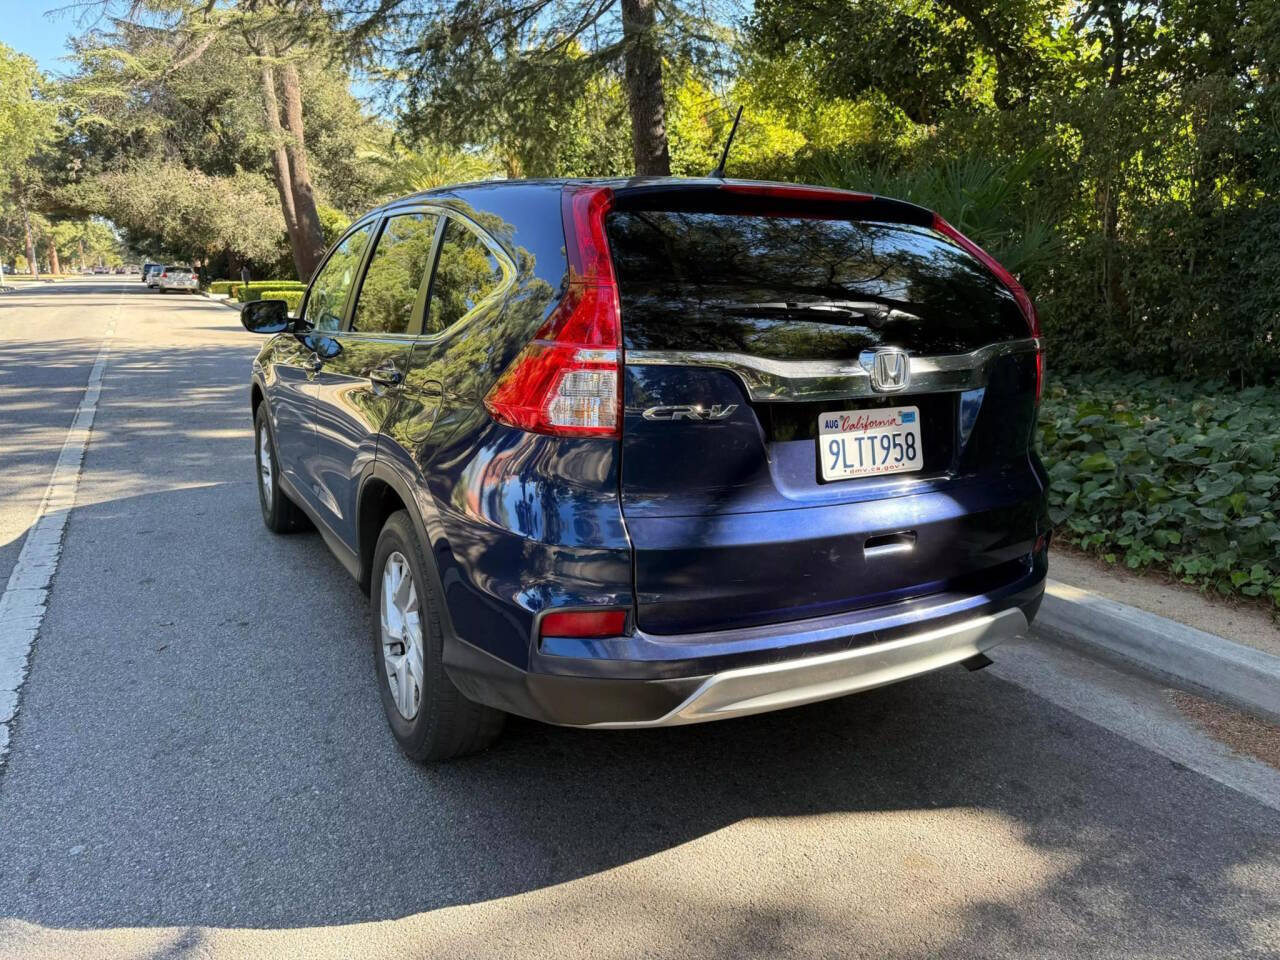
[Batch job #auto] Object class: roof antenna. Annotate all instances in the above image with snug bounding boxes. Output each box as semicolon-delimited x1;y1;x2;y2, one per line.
708;105;744;179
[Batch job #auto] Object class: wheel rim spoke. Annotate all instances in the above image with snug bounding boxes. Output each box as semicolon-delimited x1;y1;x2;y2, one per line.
258;425;273;509
380;551;424;720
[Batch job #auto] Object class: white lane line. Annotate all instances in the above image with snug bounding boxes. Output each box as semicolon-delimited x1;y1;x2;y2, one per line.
0;298;120;766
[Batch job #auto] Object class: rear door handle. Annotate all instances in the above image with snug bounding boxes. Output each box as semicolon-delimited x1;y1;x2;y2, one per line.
368;362;403;387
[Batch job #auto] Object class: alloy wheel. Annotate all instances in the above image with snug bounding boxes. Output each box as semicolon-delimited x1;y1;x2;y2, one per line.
381;551;424;720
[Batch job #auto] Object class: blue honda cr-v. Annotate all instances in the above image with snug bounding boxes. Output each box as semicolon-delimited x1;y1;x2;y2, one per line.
241;178;1049;760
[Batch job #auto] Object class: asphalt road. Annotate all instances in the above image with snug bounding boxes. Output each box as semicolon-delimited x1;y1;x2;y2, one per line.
1;277;1278;960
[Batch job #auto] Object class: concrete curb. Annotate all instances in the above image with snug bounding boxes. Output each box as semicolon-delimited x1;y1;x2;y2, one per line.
1038;579;1280;722
198;291;240;310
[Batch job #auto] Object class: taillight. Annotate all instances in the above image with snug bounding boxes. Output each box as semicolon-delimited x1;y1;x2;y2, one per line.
539;608;627;639
931;214;1042;402
484;186;621;437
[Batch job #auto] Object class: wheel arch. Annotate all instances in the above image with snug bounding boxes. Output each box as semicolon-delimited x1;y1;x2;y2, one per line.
355;462;447;614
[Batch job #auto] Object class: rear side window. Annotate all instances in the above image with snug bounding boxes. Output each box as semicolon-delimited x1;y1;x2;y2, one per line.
352;213;439;335
606;210;1027;359
305;223;374;332
426;216;505;335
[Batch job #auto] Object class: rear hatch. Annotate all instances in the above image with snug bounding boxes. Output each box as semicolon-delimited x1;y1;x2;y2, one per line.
609;183;1044;635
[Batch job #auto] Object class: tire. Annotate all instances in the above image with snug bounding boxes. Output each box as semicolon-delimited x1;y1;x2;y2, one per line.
253;403;308;533
371;510;504;761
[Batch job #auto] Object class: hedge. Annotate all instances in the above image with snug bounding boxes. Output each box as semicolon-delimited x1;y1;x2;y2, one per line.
252;288;303;312
225;280;305;301
1038;372;1280;609
236;284;302;301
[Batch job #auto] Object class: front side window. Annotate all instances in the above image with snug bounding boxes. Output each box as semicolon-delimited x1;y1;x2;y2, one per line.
304;223;374;332
426;216;506;335
351;213;439;335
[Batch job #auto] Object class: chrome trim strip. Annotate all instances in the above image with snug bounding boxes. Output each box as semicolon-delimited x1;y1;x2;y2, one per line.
625;337;1041;402
587;608;1027;728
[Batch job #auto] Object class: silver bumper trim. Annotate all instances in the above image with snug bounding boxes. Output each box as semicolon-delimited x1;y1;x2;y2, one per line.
625;337;1041;402
587;608;1028;728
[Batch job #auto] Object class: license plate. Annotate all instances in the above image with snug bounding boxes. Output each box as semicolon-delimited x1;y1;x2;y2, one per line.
818;405;923;481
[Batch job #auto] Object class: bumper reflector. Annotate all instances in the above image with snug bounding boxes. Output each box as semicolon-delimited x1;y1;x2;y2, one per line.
540;609;627;639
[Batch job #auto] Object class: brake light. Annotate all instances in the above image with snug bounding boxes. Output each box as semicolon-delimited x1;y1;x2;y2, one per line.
932;214;1043;402
484;186;620;437
539;608;627;639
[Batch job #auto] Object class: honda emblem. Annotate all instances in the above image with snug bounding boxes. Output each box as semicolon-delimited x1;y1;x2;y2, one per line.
866;347;911;393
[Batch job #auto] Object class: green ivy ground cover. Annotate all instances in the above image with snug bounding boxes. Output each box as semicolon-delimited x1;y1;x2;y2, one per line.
1039;372;1280;609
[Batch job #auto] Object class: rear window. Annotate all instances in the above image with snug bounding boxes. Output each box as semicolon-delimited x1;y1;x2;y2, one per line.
606;210;1028;360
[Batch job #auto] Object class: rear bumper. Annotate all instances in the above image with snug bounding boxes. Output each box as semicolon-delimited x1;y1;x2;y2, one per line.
591;607;1025;727
444;567;1044;728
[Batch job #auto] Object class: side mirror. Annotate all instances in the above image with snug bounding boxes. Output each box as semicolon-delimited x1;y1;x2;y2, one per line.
240;299;291;334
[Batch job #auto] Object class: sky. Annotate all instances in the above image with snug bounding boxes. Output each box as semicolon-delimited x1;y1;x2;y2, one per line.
1;1;99;74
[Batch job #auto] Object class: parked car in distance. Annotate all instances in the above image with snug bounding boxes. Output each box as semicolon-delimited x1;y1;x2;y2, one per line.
142;263;164;286
155;265;198;293
241;177;1050;762
92;265;109;275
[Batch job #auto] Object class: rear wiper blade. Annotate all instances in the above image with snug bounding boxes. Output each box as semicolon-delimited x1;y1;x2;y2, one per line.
722;300;863;314
722;301;922;323
722;300;886;317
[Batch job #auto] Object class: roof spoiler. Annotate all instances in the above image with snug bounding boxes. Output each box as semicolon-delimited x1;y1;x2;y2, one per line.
609;179;934;227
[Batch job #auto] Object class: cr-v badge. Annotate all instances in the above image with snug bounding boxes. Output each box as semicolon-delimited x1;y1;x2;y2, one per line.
642;404;739;421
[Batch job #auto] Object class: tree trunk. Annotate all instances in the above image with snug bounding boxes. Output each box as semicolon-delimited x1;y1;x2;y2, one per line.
77;239;86;272
1098;3;1129;314
620;0;671;176
260;63;306;280
47;240;60;275
22;206;37;278
279;62;327;281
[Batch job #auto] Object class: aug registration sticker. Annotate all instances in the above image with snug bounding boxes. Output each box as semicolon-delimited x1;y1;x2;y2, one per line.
817;405;923;482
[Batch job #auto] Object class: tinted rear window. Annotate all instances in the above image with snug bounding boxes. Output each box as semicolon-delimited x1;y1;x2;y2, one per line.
607;210;1028;359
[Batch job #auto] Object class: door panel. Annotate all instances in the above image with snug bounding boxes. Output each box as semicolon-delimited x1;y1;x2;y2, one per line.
311;334;416;547
286;220;379;517
261;335;318;499
310;211;441;550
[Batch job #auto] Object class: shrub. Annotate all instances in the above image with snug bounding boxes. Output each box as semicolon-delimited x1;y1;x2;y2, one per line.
208;280;235;295
234;280;305;302
1039;372;1280;608
252;288;304;312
